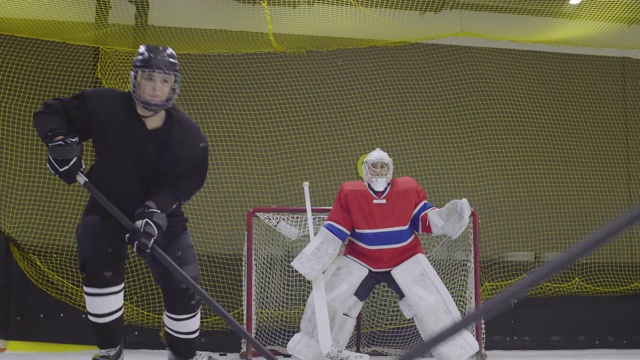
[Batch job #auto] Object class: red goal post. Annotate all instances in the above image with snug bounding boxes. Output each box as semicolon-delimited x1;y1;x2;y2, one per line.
244;207;484;358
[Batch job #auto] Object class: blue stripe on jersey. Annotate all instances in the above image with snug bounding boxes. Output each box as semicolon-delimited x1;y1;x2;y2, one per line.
410;201;433;232
323;222;350;242
351;227;415;248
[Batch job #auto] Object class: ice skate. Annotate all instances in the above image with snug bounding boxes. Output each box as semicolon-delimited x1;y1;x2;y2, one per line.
92;342;123;360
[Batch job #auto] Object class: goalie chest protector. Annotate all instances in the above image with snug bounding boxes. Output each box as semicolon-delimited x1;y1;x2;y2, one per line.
326;177;433;271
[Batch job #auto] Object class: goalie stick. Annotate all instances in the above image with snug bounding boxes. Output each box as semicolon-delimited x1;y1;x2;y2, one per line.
303;181;333;355
75;172;277;360
302;182;369;360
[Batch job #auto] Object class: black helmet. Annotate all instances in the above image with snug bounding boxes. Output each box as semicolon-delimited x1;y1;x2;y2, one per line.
130;44;180;112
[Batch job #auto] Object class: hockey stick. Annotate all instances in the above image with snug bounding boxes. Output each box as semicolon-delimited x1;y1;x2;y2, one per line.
302;183;369;360
302;181;333;355
75;173;277;360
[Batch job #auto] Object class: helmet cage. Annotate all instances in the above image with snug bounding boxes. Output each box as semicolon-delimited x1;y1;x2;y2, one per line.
130;45;181;112
131;69;180;112
362;148;393;192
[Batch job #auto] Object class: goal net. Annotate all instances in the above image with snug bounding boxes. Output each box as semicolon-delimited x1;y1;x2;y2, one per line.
244;207;484;358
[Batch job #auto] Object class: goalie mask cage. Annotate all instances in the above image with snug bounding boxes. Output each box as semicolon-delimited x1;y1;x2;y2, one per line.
244;207;484;359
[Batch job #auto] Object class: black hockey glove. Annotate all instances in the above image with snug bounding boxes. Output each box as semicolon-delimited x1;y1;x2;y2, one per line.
46;134;84;184
126;204;168;253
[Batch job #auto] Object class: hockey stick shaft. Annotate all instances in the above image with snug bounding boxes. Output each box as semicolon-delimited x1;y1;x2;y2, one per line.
303;182;333;355
75;173;277;360
399;203;640;360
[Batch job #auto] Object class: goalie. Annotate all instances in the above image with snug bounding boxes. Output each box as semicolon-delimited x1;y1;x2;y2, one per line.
287;148;479;360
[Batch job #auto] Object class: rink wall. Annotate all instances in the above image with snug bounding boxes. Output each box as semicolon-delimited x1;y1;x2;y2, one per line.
2;233;640;351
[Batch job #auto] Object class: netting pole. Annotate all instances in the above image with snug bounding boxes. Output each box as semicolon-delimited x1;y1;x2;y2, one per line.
75;173;277;360
398;204;640;360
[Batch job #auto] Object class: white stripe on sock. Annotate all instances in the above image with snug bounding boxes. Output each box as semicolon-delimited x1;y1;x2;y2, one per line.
164;308;201;338
84;283;125;323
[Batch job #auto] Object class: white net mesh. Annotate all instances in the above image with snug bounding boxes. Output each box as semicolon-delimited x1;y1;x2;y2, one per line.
244;208;484;357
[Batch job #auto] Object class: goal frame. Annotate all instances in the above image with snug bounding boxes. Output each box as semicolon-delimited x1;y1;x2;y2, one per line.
244;206;483;358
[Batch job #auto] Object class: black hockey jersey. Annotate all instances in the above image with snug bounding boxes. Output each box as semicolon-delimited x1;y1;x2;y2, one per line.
33;88;209;233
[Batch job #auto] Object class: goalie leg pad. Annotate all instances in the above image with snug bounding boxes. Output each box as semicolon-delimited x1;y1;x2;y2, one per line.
398;296;415;319
325;256;368;347
288;332;325;360
391;254;479;360
289;256;368;359
287;328;370;360
331;295;363;349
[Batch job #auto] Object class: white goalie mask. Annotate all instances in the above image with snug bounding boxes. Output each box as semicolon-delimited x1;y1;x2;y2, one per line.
362;148;393;192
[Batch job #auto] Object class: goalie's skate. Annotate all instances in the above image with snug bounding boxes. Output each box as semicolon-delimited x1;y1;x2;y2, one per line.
92;342;123;360
325;347;369;360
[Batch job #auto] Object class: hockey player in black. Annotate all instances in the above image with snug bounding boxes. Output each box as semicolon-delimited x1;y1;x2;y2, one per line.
34;45;213;360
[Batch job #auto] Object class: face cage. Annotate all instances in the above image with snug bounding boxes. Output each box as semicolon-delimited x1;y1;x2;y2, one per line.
130;69;181;112
363;160;393;191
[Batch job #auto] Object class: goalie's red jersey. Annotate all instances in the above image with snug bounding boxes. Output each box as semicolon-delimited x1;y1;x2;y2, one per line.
323;176;435;271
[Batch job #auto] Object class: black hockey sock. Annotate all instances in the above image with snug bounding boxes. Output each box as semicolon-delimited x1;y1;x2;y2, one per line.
92;315;125;349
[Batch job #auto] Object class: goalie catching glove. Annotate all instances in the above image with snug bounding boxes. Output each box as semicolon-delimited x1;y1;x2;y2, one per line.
46;132;84;184
126;202;168;253
428;198;472;240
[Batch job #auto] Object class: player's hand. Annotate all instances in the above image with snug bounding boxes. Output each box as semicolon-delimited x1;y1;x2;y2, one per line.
126;205;167;253
46;135;84;184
